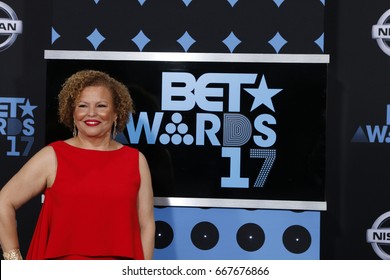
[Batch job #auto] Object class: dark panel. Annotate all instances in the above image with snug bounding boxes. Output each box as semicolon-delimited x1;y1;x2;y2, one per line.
46;58;326;204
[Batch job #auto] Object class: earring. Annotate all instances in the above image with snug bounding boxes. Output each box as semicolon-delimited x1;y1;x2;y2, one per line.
112;120;117;139
73;123;77;137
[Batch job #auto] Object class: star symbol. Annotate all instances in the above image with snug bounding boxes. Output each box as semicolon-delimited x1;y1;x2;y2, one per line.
244;75;283;112
19;99;37;117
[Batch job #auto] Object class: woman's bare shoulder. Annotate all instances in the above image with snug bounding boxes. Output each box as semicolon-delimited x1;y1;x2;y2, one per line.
20;145;58;178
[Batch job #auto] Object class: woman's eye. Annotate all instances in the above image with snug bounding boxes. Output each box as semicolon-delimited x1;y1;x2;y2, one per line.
78;104;87;108
97;104;108;108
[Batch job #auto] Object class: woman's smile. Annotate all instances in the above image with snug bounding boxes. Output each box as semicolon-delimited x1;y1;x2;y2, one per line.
85;119;101;126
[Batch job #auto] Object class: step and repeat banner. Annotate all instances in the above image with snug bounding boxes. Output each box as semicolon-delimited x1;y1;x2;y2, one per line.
1;0;388;260
0;0;50;257
324;0;390;260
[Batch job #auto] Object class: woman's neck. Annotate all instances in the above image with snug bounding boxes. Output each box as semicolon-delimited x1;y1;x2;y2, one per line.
68;135;120;151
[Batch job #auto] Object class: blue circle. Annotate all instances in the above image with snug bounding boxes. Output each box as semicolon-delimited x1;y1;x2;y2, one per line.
171;134;182;145
172;112;182;123
177;123;188;134
166;123;176;134
159;134;170;145
183;134;194;145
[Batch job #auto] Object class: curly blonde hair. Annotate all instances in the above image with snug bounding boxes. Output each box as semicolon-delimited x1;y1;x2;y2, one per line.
58;70;134;133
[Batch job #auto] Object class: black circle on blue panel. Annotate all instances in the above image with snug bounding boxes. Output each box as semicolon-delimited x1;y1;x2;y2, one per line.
236;223;265;252
155;220;174;249
282;225;312;254
191;221;219;250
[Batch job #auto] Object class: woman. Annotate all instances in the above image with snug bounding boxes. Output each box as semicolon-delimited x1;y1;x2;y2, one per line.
0;70;155;260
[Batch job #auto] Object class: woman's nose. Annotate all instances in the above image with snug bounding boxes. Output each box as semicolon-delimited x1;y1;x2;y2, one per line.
87;107;97;116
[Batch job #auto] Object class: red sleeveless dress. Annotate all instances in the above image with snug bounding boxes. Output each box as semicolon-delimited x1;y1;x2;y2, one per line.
26;141;144;260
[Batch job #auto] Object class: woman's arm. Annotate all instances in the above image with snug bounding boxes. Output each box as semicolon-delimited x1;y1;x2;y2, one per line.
0;146;56;258
137;152;155;260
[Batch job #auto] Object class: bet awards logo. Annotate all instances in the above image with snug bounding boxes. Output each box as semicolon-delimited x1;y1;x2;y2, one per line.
125;72;283;189
372;9;390;56
0;1;23;52
366;211;390;260
0;97;36;156
351;105;390;143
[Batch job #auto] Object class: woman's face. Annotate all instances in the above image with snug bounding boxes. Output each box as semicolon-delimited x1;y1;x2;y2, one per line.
73;85;117;139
